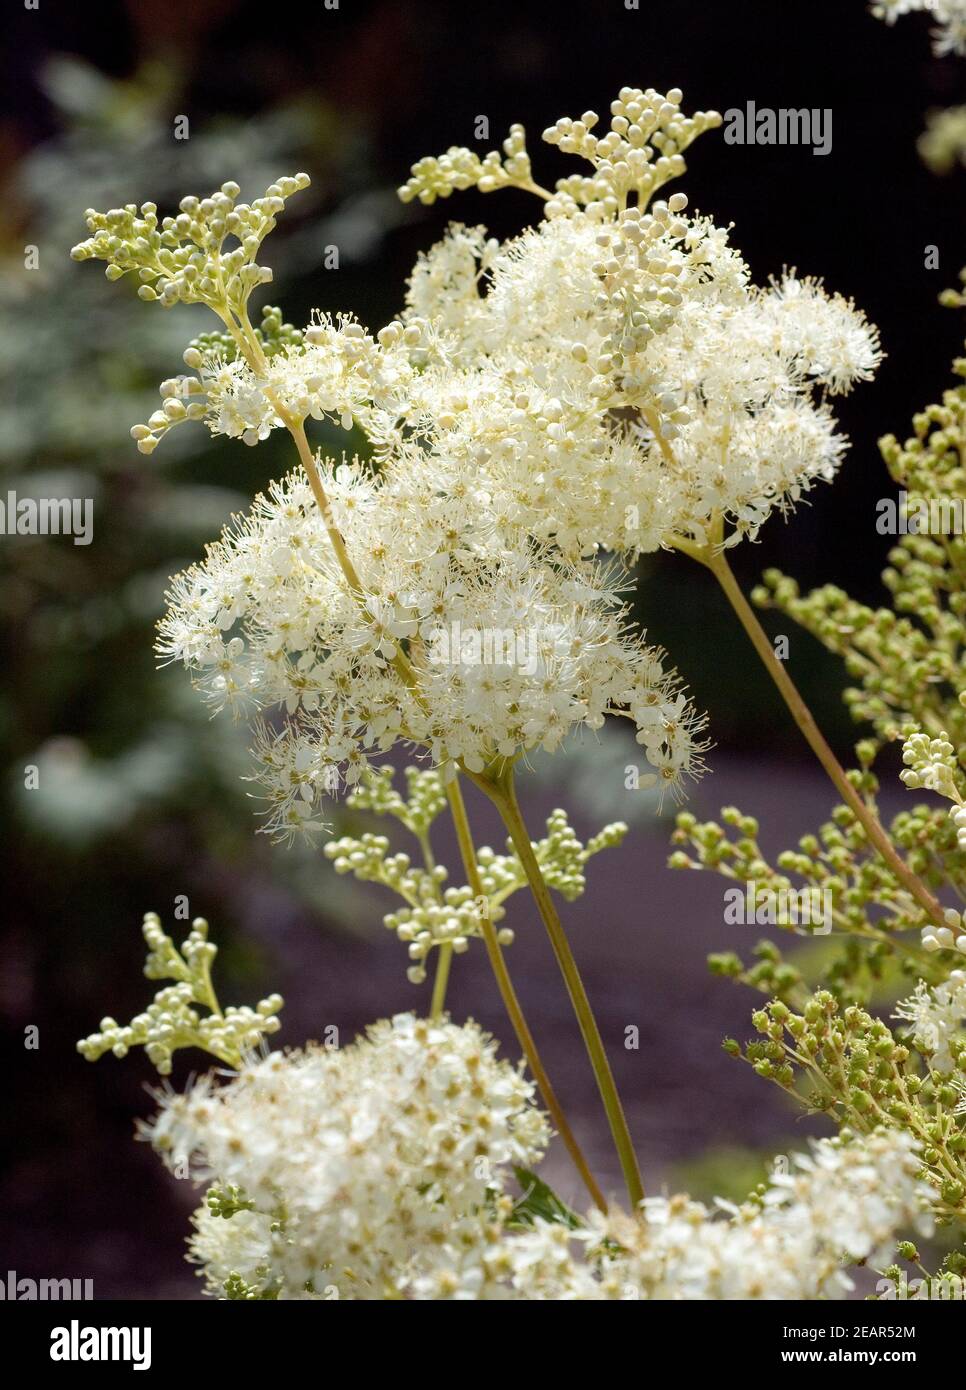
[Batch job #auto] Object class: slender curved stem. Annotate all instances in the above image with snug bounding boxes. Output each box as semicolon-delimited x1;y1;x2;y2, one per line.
445;778;607;1213
676;535;945;929
233;328;606;1206
466;763;644;1209
414;828;453;1020
430;944;453;1020
285;420;367;598
278;420;605;1196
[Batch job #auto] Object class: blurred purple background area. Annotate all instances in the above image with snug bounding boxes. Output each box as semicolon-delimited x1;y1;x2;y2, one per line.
5;751;899;1297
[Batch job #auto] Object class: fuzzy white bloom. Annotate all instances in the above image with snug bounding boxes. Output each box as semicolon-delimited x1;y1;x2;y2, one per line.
871;0;966;55
579;1129;930;1301
895;970;966;1071
158;464;708;836
388;212;881;554
150;1013;550;1300
919;104;966;173
175;1072;927;1300
381;92;882;556
188;1205;278;1297
128;90;880;561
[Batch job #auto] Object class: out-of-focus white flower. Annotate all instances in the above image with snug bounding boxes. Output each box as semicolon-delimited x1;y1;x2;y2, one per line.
871;0;966;56
149;1013;550;1299
895;970;966;1071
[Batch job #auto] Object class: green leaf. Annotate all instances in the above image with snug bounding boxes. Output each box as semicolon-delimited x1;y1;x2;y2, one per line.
510;1167;581;1230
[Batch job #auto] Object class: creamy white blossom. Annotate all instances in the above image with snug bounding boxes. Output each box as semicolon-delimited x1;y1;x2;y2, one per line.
92;90;880;562
158;463;708;836
871;0;966;55
895;970;966;1071
149;1013;550;1299
581;1129;930;1300
172;1055;927;1300
381;90;883;555
69;85;928;1306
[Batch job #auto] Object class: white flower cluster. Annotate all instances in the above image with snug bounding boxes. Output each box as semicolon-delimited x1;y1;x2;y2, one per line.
164;1021;926;1300
394;223;879;554
499;1128;929;1301
899;726;966;954
68;88;882;831
588;1128;930;1300
92;87;880;557
148;1013;550;1299
135;133;881;554
158;464;708;834
871;0;966;56
895;971;966;1071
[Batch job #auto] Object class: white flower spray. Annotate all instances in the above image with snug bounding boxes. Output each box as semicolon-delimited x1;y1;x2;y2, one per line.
72;84;941;1299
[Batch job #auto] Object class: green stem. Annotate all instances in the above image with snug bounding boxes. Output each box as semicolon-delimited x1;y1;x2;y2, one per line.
237;335;605;1207
430;944;453;1021
416;827;454;1021
446;778;607;1213
674;532;945;931
467;762;644;1209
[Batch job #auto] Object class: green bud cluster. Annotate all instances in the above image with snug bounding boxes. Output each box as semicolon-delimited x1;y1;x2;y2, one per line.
222;1271;279;1301
736;990;966;1225
529;808;627;902
76;912;283;1074
345;764;448;838
671;801;942;1003
70;174;310;318
326;766;625;984
206;1184;256;1219
183;304;304;367
710;939;804;1002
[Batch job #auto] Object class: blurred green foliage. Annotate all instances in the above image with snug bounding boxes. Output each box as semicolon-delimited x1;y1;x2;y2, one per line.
0;57;398;1038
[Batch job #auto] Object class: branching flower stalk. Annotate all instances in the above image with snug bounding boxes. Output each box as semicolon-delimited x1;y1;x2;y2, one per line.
467;759;645;1208
444;775;608;1212
191;244;612;1206
69;81;958;1298
671;518;947;930
271;332;616;1208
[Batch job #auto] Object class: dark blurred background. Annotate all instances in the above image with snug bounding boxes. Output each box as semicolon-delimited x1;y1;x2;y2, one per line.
0;0;963;1296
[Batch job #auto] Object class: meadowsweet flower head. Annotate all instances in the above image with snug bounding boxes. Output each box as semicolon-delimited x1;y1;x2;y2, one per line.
158;463;708;836
72;89;881;554
148;1013;550;1299
177;1105;927;1299
388;91;882;556
395;236;881;554
587;1129;930;1300
895;970;966;1070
